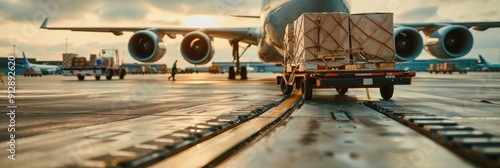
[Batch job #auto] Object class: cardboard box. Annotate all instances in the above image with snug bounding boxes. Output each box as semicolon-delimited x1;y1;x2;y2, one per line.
345;64;362;70
88;54;97;66
292;12;350;68
284;23;296;63
62;53;78;68
72;57;88;67
318;13;350;56
350;13;395;61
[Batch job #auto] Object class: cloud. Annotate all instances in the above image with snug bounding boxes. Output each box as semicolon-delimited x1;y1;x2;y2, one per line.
0;38;11;46
98;2;149;21
148;0;260;16
398;6;438;22
434;0;500;21
0;0;96;23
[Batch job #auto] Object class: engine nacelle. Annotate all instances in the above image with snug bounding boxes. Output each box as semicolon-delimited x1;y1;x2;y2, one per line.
394;27;423;61
128;30;166;62
425;25;473;59
181;31;214;65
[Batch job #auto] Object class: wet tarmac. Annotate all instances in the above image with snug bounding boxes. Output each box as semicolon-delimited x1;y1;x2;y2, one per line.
0;72;499;167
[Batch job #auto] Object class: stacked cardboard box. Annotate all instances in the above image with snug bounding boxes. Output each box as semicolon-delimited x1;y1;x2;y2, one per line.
72;57;88;67
284;23;296;63
350;13;395;62
285;12;396;70
291;12;350;68
143;66;151;73
88;54;97;66
62;53;78;68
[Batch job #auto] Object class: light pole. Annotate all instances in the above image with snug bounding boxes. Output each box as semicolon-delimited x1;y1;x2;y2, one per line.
65;38;68;54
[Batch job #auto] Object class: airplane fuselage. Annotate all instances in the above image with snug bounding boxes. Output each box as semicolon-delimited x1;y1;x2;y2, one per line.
23;52;61;74
257;0;350;63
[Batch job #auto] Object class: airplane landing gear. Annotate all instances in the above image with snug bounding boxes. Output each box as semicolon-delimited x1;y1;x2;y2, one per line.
230;40;251;80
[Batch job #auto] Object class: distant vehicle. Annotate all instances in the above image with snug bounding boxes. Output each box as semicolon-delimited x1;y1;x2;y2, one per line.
478;55;500;71
60;49;127;81
429;62;467;74
22;52;61;74
208;65;221;74
23;67;43;77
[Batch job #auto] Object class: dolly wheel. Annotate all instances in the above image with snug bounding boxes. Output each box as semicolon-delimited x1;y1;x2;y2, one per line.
380;85;394;100
301;79;312;100
280;78;293;95
336;88;348;95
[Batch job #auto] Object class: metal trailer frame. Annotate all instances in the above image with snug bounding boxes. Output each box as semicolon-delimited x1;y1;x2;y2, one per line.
276;69;416;100
62;66;127;81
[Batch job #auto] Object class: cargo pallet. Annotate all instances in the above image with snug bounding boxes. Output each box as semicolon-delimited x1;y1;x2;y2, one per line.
277;12;416;100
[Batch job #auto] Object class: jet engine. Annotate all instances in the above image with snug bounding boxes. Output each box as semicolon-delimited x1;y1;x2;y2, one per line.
128;30;166;62
394;27;423;61
424;25;473;59
180;31;214;65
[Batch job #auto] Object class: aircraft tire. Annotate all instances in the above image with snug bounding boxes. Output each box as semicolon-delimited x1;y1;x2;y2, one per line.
240;66;248;80
119;68;126;80
228;66;236;79
106;70;113;80
78;76;85;81
95;76;101;80
336;88;348;95
380;85;394;100
301;79;312;100
280;78;293;95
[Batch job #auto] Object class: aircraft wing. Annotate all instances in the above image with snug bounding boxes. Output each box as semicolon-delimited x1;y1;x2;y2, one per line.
40;18;260;45
395;22;500;32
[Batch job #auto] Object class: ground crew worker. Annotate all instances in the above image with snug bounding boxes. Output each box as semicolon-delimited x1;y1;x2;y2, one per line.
168;60;178;81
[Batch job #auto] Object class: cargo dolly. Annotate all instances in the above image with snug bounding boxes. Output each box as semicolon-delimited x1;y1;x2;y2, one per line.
277;68;416;100
277;12;416;100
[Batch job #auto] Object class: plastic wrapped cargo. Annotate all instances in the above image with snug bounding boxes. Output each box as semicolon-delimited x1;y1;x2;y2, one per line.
288;12;350;69
349;13;395;62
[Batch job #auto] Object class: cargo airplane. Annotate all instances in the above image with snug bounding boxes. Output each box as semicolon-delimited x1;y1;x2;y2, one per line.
22;52;61;74
40;0;500;79
478;55;500;71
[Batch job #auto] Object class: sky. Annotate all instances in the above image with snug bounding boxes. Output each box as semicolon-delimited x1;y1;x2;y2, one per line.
0;0;499;68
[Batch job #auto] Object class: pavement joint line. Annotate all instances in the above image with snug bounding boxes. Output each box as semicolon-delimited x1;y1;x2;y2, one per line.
204;92;303;168
146;92;302;168
364;101;500;168
104;95;290;168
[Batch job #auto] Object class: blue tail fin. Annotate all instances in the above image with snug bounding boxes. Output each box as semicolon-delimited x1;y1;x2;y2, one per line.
478;55;489;65
22;51;30;68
